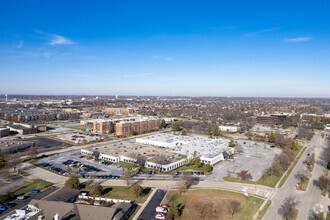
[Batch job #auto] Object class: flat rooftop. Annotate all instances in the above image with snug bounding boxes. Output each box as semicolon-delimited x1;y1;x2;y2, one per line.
7;125;29;130
85;141;185;164
137;133;232;159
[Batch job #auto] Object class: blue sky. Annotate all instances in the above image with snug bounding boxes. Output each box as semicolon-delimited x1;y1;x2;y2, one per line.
1;0;330;97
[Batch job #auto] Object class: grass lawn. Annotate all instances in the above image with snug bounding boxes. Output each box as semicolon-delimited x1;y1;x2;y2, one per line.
257;200;272;220
296;178;309;191
282;209;298;220
223;176;255;184
69;124;93;131
177;164;212;174
81;186;152;203
163;189;264;220
128;205;141;220
321;189;326;197
13;179;53;197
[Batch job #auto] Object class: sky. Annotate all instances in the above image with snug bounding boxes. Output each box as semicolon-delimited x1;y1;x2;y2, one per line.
0;0;330;97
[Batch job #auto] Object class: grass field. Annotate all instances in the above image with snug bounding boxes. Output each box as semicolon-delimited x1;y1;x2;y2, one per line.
256;200;272;220
81;185;152;203
163;189;264;220
296;178;309;191
13;179;53;197
69;124;93;131
177;164;212;174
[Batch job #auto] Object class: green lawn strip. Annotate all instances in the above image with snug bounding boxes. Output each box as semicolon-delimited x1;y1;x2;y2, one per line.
164;189;263;220
256;200;272;220
321;189;326;197
128;205;141;220
224;173;281;188
296;178;309;191
177;164;211;174
81;186;152;204
279;147;306;187
68;124;93;131
13;179;53;197
223;176;255;184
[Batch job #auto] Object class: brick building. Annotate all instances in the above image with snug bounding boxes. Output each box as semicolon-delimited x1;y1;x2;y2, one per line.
105;107;135;115
115;118;160;136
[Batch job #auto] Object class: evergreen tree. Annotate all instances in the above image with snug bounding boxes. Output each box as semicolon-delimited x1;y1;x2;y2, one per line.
0;150;6;169
160;119;166;128
213;127;220;136
207;126;213;136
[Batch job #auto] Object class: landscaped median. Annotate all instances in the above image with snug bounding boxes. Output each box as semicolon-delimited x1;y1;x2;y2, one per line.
278;147;306;188
256;200;272;220
162;189;264;220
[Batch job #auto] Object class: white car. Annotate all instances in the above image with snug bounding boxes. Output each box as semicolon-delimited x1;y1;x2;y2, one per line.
17;196;26;200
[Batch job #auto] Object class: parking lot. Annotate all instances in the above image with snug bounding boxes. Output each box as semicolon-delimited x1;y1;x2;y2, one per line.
36;150;123;178
207;140;282;181
53;131;105;144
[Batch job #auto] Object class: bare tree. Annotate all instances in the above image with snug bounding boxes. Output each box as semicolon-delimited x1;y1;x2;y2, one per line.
228;200;241;218
316;175;329;190
319;141;330;168
181;172;196;188
28;146;37;159
237;170;253;181
278;197;298;220
123;166;134;187
294;169;310;183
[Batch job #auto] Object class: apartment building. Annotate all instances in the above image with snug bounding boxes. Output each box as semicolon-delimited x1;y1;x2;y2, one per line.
115;118;160;136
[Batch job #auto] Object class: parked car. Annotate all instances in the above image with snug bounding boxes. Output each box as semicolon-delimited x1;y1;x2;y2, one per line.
17;196;26;200
0;206;7;212
156;206;168;213
155;212;166;220
30;189;40;193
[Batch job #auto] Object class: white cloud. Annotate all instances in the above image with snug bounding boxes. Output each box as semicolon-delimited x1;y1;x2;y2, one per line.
36;30;76;45
283;37;313;42
16;40;24;49
242;27;279;37
48;34;75;45
152;55;174;61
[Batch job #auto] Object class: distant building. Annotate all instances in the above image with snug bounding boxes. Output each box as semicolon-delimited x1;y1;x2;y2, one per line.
257;114;288;124
250;127;273;138
7;124;38;135
219;124;240;133
0;127;10;137
105;107;135;115
92;116;160;136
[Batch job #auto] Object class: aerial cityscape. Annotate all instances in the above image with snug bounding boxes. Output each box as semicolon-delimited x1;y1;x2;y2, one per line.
0;1;329;220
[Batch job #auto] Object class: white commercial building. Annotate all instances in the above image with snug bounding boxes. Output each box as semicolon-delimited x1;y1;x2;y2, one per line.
136;133;233;165
218;124;240;133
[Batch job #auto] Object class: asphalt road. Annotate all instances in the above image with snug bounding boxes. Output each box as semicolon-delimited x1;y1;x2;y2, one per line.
138;189;167;220
0;186;58;218
263;132;326;220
